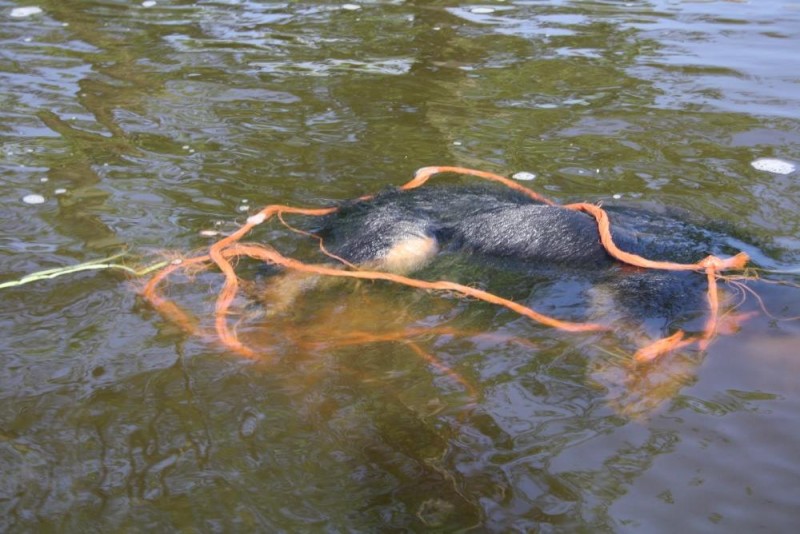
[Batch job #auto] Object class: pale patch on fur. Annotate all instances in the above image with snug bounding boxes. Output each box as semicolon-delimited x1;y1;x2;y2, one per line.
373;235;439;274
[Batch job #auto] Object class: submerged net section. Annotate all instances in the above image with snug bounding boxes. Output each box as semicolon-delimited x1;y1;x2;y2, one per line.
141;166;750;363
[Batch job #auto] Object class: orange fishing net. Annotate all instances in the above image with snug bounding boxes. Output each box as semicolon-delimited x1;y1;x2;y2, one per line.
141;166;749;364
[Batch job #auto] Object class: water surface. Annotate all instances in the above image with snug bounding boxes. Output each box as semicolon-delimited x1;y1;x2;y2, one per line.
2;0;800;531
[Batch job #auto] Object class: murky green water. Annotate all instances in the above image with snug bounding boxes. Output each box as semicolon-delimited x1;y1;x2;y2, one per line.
2;0;800;531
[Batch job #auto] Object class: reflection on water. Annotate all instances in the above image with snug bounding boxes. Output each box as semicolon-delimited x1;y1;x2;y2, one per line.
2;0;800;530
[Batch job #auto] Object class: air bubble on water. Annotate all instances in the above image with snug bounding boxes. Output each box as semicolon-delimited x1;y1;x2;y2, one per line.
342;4;361;10
22;194;45;204
54;188;67;195
512;171;537;181
199;230;220;237
141;1;157;7
613;193;622;199
470;7;495;14
10;7;43;18
751;158;796;175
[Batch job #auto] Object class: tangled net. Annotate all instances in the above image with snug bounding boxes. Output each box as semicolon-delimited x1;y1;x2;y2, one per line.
141;166;750;364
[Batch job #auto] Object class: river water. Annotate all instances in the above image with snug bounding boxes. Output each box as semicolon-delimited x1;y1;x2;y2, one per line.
2;0;800;531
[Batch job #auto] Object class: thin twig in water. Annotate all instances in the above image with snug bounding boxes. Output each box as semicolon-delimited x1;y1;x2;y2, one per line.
0;253;169;290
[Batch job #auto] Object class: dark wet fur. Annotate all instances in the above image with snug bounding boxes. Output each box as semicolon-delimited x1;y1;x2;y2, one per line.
321;185;611;266
315;184;723;330
320;184;716;266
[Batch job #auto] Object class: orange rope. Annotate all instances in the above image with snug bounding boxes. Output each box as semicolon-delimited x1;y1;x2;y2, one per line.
402;166;556;205
141;166;750;364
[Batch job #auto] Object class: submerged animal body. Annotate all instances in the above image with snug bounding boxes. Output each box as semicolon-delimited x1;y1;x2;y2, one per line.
319;184;715;274
312;184;724;327
142;166;750;361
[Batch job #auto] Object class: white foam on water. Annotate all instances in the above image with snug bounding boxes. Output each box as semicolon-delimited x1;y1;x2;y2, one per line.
10;6;43;18
751;158;796;175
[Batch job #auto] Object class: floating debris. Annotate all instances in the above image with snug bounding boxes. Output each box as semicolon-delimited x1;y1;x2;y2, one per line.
0;252;170;290
54;188;67;195
22;194;45;204
512;171;537;181
10;6;43;18
199;230;221;237
751;158;796;175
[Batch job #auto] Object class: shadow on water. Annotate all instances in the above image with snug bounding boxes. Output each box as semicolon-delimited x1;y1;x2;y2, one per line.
1;0;800;531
